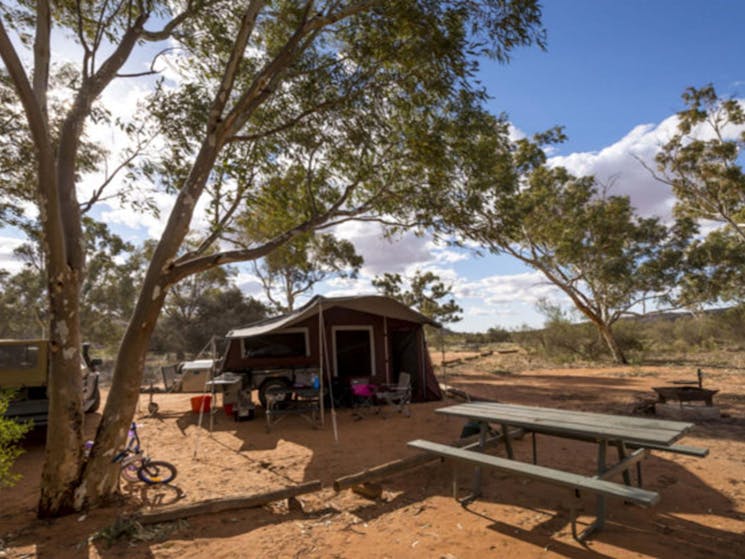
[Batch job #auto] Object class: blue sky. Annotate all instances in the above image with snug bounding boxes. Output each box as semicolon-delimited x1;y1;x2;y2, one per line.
426;0;745;332
1;2;744;333
486;0;745;155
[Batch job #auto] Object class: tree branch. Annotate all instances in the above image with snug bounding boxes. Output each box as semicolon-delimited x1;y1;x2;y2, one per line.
33;0;51;120
140;0;207;41
205;0;264;134
80;132;155;214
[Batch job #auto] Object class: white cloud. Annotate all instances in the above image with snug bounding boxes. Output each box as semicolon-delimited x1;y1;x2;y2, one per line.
456;271;562;307
332;221;433;275
549;103;745;220
0;236;28;275
548;118;679;218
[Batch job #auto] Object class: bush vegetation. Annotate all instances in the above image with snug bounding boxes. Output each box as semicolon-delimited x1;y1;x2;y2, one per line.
0;391;32;487
445;304;745;365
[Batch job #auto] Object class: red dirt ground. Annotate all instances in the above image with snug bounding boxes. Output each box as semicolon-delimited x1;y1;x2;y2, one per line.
1;357;744;558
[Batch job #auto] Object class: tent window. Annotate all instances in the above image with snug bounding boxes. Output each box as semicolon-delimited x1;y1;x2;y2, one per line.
242;329;309;358
332;326;374;377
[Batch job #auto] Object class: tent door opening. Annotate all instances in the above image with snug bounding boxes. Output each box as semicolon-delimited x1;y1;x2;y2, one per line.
333;327;374;378
390;329;419;390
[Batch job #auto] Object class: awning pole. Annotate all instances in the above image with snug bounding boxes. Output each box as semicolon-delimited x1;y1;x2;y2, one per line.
319;303;339;443
318;301;325;426
383;316;390;383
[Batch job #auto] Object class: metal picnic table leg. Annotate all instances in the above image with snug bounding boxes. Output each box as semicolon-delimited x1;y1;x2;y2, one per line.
532;432;538;465
575;439;607;541
501;423;514;459
616;441;632;487
464;421;488;505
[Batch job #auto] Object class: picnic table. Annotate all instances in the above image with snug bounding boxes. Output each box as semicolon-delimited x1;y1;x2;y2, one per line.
409;402;708;541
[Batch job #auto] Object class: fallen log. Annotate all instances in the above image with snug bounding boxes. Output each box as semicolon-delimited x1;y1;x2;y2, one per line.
137;479;322;525
333;429;523;492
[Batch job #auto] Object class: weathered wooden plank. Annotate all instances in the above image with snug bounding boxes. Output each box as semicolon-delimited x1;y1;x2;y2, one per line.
624;441;709;457
408;439;659;506
137;480;322;525
445;402;693;433
437;409;682;446
332;430;520;492
435;403;692;445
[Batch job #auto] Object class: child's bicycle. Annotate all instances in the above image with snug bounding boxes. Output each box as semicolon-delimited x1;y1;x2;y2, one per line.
112;422;177;485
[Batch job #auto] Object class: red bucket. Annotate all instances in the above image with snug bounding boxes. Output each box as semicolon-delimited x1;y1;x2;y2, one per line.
190;395;212;414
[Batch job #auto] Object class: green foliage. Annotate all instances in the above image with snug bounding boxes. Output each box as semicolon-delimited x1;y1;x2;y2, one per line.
372;270;462;324
152;272;268;357
657;85;745;227
655;85;745;305
249;230;363;312
0;391;32;488
0;220;143;348
513;315;646;364
461;327;513;345
467;136;686;363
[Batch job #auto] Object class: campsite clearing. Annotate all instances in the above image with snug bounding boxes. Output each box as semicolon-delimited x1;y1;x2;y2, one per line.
1;359;745;558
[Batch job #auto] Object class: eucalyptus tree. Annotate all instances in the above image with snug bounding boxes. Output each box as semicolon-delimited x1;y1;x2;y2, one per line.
0;1;545;514
372;270;463;325
0;220;138;347
252;233;362;312
653;85;745;305
472;137;684;364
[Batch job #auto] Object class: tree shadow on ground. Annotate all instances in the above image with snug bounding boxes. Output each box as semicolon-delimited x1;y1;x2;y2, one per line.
77;432;744;559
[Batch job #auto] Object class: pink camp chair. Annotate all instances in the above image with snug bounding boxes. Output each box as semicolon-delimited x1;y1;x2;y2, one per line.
349;377;378;415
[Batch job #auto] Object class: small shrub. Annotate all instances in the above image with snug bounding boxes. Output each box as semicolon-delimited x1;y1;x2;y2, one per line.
0;391;33;488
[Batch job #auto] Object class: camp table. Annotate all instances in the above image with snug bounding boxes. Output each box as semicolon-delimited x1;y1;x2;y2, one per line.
264;386;323;432
412;402;705;540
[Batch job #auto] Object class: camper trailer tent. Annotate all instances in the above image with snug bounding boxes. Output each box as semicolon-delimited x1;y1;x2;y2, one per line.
221;295;442;402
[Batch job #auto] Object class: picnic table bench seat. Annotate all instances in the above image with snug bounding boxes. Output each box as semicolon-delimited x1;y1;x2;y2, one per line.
623;440;709;457
408;439;660;507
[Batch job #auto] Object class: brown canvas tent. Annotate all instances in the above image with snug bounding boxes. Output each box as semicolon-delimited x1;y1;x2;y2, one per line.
221;295;442;402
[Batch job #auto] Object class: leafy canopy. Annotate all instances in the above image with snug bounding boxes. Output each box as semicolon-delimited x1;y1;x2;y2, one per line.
654;85;745;305
373;270;463;325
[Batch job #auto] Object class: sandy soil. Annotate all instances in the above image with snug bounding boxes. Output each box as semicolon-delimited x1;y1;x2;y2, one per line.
1;357;744;558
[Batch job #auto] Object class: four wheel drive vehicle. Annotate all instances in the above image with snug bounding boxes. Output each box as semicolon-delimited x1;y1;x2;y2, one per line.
0;339;101;426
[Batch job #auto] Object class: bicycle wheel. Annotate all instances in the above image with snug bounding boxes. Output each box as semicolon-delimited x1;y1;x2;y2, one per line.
137;460;177;484
120;458;142;483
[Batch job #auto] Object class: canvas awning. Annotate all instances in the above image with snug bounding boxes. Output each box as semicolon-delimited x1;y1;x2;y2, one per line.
226;295;439;338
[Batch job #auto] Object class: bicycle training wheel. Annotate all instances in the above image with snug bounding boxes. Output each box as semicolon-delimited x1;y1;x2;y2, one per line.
137;460;177;484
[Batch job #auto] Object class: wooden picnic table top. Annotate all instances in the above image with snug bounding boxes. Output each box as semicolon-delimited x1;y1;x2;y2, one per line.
436;402;694;446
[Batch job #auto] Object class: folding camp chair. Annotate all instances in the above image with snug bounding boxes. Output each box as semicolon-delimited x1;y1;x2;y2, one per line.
349;377;379;417
376;372;412;417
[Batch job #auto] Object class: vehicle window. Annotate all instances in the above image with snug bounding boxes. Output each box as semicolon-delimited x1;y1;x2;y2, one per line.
0;344;39;369
243;332;307;358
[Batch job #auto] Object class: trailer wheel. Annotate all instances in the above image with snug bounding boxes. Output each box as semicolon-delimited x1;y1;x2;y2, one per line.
259;378;292;409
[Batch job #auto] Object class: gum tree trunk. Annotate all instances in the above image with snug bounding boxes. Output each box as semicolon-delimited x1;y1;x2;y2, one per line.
37;272;84;517
77;141;221;507
596;321;628;365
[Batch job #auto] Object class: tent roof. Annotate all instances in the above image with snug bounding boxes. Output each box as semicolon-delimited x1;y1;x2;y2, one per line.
226;295;439;338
